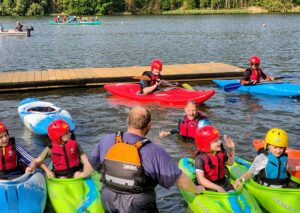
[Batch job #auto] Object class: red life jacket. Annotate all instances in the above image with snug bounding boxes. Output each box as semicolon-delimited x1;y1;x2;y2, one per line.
144;71;162;86
51;140;81;176
248;68;262;82
179;112;203;138
0;138;17;172
196;148;227;182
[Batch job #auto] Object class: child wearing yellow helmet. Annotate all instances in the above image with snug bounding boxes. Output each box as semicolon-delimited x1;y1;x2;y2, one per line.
233;128;300;189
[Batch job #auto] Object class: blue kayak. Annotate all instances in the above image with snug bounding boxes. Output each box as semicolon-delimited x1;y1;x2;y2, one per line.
213;79;300;97
18;98;76;135
0;171;47;213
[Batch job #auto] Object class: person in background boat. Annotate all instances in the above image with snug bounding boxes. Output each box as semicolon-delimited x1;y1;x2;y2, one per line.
54;16;60;23
0;122;37;180
140;60;164;94
77;106;203;212
0;23;3;32
63;16;67;22
240;55;275;85
27;119;91;179
194;125;235;192
15;21;23;32
159;100;211;141
233;128;300;189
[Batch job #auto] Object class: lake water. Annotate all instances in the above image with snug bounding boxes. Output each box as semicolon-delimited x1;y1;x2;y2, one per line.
0;14;300;212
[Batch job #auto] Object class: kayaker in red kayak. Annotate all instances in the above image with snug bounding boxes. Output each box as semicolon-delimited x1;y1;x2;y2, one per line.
233;128;300;189
194;125;236;192
0;122;38;180
240;55;274;85
28;119;91;179
159;100;211;141
140;59;163;94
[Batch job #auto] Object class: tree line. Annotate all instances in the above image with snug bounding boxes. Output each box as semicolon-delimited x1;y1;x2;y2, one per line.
0;0;300;16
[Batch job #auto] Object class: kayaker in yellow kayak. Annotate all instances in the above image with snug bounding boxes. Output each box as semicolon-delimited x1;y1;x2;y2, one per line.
159;100;211;141
0;122;38;179
240;55;274;85
194;125;236;192
233;128;300;189
28;119;91;178
140;59;163;94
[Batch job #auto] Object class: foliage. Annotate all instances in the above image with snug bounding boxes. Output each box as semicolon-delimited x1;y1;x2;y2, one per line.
27;3;45;16
0;0;300;16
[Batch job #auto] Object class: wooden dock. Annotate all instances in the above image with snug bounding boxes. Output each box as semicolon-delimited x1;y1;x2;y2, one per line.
0;62;244;92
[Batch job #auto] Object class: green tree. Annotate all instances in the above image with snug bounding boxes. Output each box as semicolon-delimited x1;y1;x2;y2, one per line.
27;2;45;15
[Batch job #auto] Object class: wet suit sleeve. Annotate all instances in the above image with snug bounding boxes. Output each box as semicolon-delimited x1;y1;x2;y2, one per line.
242;68;251;81
195;155;205;172
169;118;181;135
16;144;35;166
140;71;152;90
260;69;267;80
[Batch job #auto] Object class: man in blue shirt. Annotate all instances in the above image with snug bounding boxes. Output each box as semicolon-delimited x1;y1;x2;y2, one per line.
79;107;203;212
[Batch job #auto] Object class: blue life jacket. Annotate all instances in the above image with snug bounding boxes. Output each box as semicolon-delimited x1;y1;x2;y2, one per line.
257;149;289;186
265;152;288;180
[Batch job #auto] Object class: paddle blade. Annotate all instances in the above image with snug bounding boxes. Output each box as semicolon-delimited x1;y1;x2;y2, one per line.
182;83;194;91
252;139;265;151
133;76;151;81
224;83;242;92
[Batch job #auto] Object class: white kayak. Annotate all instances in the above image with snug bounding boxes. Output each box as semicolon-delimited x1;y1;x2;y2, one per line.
18;98;76;135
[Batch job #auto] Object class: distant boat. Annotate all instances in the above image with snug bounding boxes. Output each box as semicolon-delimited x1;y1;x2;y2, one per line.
0;26;34;37
49;20;101;25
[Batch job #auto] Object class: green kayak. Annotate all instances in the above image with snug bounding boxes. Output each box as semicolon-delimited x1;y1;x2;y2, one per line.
228;156;300;213
49;21;101;25
46;172;104;213
178;158;262;213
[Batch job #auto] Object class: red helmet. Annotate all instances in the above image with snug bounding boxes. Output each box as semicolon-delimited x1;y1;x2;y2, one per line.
151;60;163;71
250;56;260;65
0;122;8;134
48;119;70;144
195;125;220;153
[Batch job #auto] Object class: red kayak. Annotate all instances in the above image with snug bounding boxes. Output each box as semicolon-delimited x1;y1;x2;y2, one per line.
104;83;215;106
253;139;300;179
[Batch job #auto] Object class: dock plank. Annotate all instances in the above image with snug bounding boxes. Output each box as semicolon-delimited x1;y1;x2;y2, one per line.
0;63;244;92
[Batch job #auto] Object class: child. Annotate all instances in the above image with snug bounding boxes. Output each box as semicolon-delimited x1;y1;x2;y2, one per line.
28;119;90;178
233;128;300;189
240;55;274;85
0;122;34;179
140;59;163;94
194;125;235;192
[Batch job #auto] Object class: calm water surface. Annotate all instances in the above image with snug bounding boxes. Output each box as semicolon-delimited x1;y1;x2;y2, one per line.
0;14;300;212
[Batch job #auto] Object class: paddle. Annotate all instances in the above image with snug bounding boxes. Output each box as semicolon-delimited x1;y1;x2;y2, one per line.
223;75;293;92
133;76;194;91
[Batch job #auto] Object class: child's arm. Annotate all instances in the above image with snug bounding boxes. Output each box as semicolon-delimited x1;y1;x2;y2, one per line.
223;135;235;166
233;154;268;189
74;153;94;178
196;170;226;192
233;171;253;189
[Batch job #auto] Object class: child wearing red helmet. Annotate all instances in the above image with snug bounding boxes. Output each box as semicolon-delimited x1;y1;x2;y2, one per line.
241;55;274;85
140;59;163;94
194;125;235;192
0;122;36;179
28;119;91;178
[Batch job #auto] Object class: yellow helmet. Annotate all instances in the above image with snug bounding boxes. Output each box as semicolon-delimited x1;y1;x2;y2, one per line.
264;128;288;149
